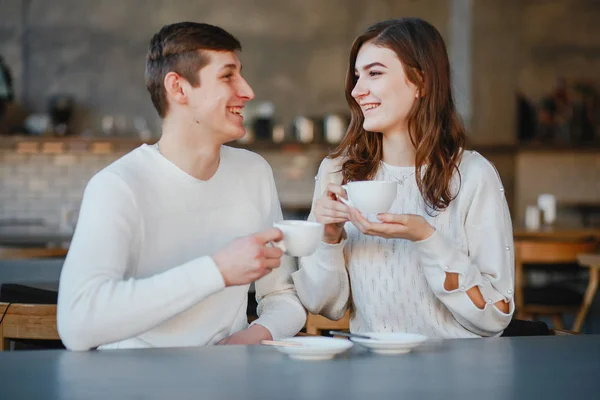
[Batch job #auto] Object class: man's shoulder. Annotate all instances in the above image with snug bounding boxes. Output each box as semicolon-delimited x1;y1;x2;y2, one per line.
87;145;153;195
104;145;154;175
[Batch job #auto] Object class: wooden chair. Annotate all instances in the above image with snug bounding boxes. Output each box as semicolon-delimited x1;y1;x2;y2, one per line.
574;253;600;332
305;311;350;335
514;240;598;332
0;247;68;260
0;248;65;350
0;303;59;350
550;328;579;336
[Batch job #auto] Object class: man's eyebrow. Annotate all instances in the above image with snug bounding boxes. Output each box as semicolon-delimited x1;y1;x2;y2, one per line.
220;63;241;71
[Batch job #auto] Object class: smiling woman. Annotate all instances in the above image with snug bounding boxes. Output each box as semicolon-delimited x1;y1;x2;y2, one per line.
293;18;515;339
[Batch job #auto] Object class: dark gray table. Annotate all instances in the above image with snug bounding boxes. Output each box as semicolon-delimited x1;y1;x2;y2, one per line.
0;226;71;247
1;335;599;399
0;259;64;284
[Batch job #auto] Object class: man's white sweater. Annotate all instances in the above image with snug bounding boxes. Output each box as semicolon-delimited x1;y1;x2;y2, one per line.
57;144;306;350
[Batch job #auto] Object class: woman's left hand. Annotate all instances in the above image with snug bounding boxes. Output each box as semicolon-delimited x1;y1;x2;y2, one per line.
348;208;435;242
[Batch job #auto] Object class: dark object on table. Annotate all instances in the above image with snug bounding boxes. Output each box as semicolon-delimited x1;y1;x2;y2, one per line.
252;116;273;141
0;283;58;304
0;55;14;124
501;319;551;336
48;94;75;136
517;92;537;142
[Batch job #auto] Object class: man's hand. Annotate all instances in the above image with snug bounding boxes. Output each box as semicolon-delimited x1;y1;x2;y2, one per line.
212;228;284;287
217;324;273;345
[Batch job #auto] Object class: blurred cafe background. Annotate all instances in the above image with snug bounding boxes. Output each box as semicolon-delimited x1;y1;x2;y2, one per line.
0;0;599;349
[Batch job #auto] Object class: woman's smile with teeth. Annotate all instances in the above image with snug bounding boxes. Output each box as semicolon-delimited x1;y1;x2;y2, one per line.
227;107;242;115
363;104;380;111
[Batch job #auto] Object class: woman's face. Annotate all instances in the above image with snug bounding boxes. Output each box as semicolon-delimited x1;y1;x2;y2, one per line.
351;42;419;135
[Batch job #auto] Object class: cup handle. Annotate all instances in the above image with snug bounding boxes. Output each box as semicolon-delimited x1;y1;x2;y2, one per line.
268;240;287;255
337;185;353;207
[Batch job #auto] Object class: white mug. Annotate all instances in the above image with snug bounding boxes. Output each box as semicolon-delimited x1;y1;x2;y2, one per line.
272;220;324;257
338;181;398;215
525;205;541;230
537;194;557;225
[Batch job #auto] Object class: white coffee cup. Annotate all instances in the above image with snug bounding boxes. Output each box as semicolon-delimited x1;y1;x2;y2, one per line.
338;180;398;214
525;205;541;230
272;220;324;257
537;194;557;225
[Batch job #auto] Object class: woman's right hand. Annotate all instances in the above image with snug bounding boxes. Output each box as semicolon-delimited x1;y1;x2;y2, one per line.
313;183;350;244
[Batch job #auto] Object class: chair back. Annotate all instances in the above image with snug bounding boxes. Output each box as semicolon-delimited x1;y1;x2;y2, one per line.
514;240;597;310
305;311;350;335
0;247;68;260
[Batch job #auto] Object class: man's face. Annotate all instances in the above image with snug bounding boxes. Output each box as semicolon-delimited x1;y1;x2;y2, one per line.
185;50;255;142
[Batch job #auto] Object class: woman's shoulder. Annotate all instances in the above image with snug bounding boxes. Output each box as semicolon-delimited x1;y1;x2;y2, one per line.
458;150;503;187
317;156;345;176
314;156;346;186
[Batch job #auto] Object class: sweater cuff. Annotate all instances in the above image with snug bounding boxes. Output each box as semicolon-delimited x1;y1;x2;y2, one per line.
192;256;226;294
313;238;347;271
250;296;307;339
413;230;481;288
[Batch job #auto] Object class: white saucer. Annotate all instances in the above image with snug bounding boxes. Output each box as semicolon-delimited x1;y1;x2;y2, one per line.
350;332;427;355
270;337;353;361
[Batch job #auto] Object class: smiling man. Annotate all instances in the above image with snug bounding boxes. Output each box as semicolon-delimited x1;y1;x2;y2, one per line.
57;22;306;351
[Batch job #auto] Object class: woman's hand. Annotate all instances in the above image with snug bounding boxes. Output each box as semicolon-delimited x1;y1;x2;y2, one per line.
348;208;435;242
313;183;350;244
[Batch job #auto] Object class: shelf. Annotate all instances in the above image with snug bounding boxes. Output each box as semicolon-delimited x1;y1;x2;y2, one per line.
0;135;154;154
470;142;600;154
0;135;336;154
1;135;598;154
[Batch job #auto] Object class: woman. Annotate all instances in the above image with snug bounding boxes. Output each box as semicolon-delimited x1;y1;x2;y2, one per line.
292;18;514;338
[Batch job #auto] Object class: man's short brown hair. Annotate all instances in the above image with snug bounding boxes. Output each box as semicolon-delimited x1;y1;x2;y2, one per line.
145;22;241;118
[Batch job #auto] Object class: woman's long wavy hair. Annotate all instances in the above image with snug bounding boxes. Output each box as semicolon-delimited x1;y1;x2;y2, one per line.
330;18;466;212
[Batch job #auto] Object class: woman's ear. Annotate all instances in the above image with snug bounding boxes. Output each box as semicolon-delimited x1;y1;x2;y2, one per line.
414;69;425;98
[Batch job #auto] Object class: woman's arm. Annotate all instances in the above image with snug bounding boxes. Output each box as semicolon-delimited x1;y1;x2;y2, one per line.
292;158;351;321
414;157;515;336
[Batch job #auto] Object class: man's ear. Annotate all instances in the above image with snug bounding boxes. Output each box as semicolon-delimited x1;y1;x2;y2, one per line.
164;72;188;106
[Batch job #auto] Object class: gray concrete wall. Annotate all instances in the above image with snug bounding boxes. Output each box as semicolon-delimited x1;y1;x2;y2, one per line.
470;0;600;145
515;150;600;225
518;0;600;102
0;0;448;137
471;0;522;145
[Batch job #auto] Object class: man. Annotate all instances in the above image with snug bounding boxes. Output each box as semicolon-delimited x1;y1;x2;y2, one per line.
57;22;306;351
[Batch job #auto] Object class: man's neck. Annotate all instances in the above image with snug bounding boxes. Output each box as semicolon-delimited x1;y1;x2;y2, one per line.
157;117;221;181
381;128;416;167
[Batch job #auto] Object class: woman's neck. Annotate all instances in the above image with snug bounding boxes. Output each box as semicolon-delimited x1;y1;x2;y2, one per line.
381;130;416;167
